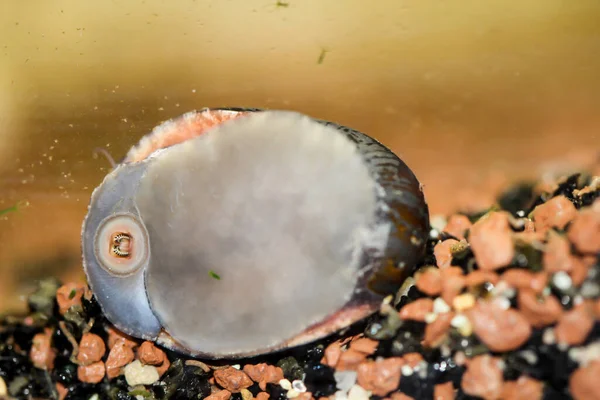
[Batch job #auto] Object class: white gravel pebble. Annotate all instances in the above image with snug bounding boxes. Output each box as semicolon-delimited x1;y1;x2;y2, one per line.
279;379;292;391
348;384;371;400
334;370;357;392
124;360;160;386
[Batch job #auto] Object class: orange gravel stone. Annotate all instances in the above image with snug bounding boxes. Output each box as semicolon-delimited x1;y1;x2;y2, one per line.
441;274;466;305
544;232;578;273
205;390;233;400
321;341;342;368
423;312;455;348
434;381;455;400
399;298;434;322
403;352;424;368
138;340;170;377
213;367;253;393
415;267;443;296
469;212;514;270
77;361;105;384
77;333;106;366
461;355;504;400
256;393;270;400
349;337;379;355
356;357;404;396
56;382;68;400
434;239;460;269
336;348;368;371
531;195;577;233
138;341;165;365
295;393;314;400
568;200;600;254
464;270;499;287
105;338;135;379
107;326;138;350
518;290;563;328
55;282;86;315
242;363;284;391
570;360;600;400
467;300;531;352
501;375;543;400
555;302;595;346
390;393;415;400
501;270;548;294
30;328;56;371
443;214;472;240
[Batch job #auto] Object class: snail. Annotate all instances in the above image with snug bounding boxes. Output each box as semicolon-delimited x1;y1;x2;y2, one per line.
81;108;429;359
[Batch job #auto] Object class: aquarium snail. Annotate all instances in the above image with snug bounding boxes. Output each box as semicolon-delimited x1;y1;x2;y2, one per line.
81;108;429;359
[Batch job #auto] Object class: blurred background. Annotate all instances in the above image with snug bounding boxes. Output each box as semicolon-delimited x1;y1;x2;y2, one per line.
1;0;599;312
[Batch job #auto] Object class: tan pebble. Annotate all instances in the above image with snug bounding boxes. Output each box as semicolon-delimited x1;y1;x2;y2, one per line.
518;289;563;328
570;360;600;400
243;363;285;391
423;312;455;348
568;200;600;254
356;357;404;396
434;239;459;269
595;299;600;319
402;353;423;368
464;270;499;287
555;301;594;346
321;341;342;368
295;393;314;400
55;282;86;315
443;214;472;240
138;341;165;365
55;382;68;400
105;338;135;379
531;195;577;233
256;392;270;400
467;300;531;352
461;355;503;400
214;366;253;393
501;375;543;400
240;388;253;400
30;328;56;371
77;333;106;366
415;267;443;296
469;212;514;270
453;293;476;312
107;326;138;350
349;337;378;355
434;381;455;400
399;298;434;322
441;274;466;306
205;390;233;400
77;360;105;384
337;348;368;371
501;270;548;294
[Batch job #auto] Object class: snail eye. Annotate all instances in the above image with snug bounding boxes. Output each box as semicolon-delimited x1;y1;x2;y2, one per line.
94;214;149;276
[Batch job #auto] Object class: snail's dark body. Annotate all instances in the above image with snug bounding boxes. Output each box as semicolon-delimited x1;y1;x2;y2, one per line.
82;108;429;359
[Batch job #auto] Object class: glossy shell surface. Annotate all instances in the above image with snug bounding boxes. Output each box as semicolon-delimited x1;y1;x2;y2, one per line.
81;108;429;359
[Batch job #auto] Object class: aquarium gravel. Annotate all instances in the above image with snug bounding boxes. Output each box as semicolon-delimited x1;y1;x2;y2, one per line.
0;169;599;400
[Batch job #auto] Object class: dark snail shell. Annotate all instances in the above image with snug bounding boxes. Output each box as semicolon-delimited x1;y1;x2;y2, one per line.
81;108;429;359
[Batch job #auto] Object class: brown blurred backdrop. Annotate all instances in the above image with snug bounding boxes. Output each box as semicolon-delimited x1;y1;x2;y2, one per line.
0;0;599;312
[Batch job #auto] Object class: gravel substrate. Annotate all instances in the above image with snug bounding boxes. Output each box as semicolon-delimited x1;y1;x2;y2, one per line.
0;170;599;400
